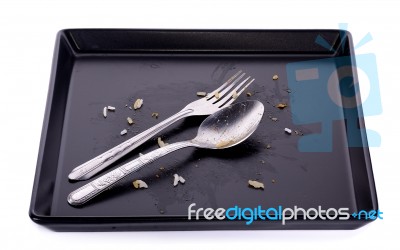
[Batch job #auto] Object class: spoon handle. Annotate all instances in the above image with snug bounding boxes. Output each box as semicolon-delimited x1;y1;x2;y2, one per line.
68;108;193;181
67;141;194;206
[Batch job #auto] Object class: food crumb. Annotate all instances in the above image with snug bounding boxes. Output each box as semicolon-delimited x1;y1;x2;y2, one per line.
159;210;165;214
151;112;159;119
214;91;220;99
272;74;279;80
271;117;278;122
260;160;265;164
173;174;179;186
120;129;128;136
155;174;160;178
232;91;238;99
266;144;271;149
107;106;116;111
197;91;207;97
248;180;264;190
129;106;132;110
246;92;252;97
158;137;166;147
103;107;107;118
133;98;143;110
125;104;128;107
276;103;287;109
127;117;134;125
159;167;165;171
173;174;185;187
272;179;276;184
284;128;292;134
294;130;303;136
132;180;148;189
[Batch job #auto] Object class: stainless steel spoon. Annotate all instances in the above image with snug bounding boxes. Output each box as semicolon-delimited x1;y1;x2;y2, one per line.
68;100;264;206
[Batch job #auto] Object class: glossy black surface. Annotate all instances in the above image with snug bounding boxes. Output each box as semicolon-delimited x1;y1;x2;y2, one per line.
29;29;377;231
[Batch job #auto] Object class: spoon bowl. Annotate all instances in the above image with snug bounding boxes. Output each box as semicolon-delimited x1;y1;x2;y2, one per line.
193;100;264;149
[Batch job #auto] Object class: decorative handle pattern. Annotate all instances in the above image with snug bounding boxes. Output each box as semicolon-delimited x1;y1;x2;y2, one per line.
67;141;194;206
68;108;193;181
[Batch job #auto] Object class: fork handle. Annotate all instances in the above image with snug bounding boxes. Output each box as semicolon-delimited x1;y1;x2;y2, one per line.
68;108;193;181
68;140;194;206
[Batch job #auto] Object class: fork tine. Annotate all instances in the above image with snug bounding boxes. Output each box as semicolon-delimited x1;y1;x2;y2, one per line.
206;70;243;100
213;73;248;101
219;78;255;108
217;76;253;104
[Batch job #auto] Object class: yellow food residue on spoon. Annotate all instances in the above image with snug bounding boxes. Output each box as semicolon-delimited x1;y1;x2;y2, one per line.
215;140;235;148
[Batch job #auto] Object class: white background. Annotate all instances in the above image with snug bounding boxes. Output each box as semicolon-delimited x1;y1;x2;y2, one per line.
1;0;399;249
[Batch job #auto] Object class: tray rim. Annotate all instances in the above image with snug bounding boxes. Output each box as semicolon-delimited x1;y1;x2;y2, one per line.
65;28;347;54
29;29;378;231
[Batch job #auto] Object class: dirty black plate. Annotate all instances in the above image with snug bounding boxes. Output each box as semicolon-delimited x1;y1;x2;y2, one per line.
29;29;378;231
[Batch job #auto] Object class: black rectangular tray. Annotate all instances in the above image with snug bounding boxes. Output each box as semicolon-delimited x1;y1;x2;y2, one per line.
29;29;378;231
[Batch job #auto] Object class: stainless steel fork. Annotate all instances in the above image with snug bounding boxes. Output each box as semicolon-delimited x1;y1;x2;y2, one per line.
68;71;255;180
